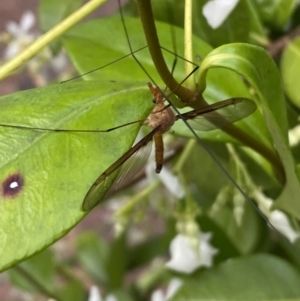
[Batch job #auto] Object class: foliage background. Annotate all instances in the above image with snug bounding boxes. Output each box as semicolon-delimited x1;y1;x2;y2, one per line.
1;0;300;300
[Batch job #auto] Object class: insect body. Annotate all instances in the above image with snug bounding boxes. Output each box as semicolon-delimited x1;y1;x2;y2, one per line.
147;83;176;173
82;83;256;211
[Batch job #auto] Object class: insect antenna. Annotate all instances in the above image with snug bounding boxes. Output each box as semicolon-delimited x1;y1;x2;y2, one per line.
61;46;148;83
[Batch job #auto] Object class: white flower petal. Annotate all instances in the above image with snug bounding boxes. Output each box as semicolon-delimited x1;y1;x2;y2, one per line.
20;11;35;31
151;290;165;301
253;190;300;243
6;21;20;36
50;51;68;73
202;0;240;29
151;278;182;301
166;235;199;273
269;210;300;243
166;233;218;274
158;168;185;198
165;278;183;299
3;10;37;60
199;233;219;267
3;42;20;59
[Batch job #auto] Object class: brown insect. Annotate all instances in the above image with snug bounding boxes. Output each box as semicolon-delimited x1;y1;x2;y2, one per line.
82;82;256;211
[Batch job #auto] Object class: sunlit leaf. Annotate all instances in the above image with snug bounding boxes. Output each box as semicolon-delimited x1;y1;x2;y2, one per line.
0;80;152;272
197;43;300;219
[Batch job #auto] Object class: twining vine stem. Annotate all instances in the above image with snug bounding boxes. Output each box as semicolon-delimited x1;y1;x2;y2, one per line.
135;0;203;106
135;0;285;184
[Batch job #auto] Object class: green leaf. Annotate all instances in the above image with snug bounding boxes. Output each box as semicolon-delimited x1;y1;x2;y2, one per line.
171;254;300;300
281;37;300;109
197;43;300;219
76;232;109;284
0;80;152;272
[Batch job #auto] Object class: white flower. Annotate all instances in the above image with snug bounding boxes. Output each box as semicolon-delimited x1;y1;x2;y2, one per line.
289;124;300;147
145;151;185;199
2;10;69;85
254;190;300;243
151;278;183;301
3;10;37;59
158;168;185;198
269;210;300;243
202;0;240;29
166;232;218;274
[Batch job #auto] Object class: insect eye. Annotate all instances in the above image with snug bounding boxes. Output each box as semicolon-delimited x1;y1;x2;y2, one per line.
152;98;156;103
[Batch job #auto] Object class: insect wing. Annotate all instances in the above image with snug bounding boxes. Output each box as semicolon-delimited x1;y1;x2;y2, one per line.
181;98;256;131
109;136;153;193
82;128;158;211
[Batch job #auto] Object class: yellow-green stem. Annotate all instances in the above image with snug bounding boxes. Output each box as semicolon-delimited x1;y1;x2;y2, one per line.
136;0;203;105
184;0;195;89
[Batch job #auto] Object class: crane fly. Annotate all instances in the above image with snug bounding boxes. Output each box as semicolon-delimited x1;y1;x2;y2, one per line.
82;82;256;211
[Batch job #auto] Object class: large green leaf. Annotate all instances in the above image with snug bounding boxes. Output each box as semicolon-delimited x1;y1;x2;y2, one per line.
0;80;152;272
171;254;300;300
197;43;300;218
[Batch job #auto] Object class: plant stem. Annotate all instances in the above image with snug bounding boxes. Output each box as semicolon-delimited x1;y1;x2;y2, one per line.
0;0;108;81
136;0;204;106
184;0;195;90
135;0;285;184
